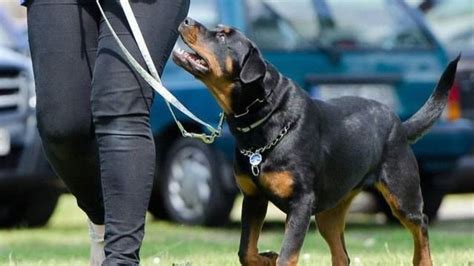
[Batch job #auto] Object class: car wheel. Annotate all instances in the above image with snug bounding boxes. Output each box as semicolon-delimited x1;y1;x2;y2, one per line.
420;172;451;222
156;137;235;226
0;182;59;228
22;184;60;227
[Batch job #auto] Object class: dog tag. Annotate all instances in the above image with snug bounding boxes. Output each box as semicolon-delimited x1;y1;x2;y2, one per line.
249;153;262;176
249;153;262;166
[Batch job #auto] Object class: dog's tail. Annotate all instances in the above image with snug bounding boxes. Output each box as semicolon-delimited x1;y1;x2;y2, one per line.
402;55;460;144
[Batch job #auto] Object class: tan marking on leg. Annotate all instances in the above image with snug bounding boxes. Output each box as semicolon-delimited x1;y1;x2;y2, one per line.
374;182;401;209
260;171;294;198
246;218;260;257
375;182;432;266
243;218;277;266
316;191;359;266
277;253;299;266
235;174;259;196
406;223;431;266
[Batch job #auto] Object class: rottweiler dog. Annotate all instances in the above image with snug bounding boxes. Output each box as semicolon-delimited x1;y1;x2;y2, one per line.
172;17;459;266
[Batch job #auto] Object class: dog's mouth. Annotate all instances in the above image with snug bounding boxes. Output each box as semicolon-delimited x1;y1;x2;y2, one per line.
172;40;209;75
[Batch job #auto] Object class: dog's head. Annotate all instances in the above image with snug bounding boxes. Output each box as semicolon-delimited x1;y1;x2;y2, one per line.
172;17;266;114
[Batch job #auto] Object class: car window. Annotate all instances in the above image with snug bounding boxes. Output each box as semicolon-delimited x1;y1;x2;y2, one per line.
321;0;432;50
246;0;433;51
246;0;319;50
426;0;474;53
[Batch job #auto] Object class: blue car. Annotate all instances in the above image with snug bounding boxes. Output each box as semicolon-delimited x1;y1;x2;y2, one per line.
421;0;474;195
147;0;473;225
0;45;61;227
0;10;61;228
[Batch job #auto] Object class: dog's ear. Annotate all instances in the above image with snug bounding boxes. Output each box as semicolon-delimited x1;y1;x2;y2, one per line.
239;47;266;84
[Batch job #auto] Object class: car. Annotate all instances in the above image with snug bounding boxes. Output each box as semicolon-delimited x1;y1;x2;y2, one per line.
3;0;471;227
0;9;28;54
0;10;62;228
146;0;473;225
0;45;62;228
421;0;474;195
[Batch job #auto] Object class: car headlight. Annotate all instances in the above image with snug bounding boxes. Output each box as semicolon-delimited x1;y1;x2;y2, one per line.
28;94;36;109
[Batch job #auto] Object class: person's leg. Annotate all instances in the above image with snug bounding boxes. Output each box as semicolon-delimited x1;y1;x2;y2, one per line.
26;0;104;225
92;0;189;264
27;1;105;264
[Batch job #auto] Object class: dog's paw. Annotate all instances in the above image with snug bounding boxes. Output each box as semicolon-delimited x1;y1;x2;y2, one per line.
258;251;279;265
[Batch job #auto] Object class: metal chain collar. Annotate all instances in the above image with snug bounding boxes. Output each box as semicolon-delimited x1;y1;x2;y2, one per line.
239;122;291;176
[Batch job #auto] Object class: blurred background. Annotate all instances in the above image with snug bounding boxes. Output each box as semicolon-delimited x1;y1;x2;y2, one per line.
0;0;472;260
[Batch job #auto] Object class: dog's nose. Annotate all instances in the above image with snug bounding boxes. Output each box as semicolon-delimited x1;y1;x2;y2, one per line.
183;17;196;27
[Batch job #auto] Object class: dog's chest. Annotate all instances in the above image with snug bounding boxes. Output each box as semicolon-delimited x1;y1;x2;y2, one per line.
235;171;295;207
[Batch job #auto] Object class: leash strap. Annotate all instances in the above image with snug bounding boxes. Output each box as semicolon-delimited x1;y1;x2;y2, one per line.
96;0;224;143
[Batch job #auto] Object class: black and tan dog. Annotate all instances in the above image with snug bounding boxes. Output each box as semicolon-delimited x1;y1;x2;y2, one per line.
172;17;459;266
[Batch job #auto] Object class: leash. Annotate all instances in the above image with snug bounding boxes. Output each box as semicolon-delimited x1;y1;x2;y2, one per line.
96;0;224;144
239;122;292;176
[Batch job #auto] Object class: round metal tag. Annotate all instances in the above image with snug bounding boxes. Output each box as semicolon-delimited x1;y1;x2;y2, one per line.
249;153;263;166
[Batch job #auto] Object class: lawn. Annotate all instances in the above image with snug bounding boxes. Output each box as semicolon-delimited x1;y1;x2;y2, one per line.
1;195;473;266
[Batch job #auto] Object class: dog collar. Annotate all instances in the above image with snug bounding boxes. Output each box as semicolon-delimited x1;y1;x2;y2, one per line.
234;111;273;133
229;90;276;133
239;121;292;176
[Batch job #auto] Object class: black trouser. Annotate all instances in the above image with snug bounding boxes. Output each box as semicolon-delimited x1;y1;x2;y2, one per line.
26;0;189;264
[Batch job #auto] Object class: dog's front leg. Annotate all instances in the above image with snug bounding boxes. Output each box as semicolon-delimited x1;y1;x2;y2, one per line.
277;195;314;266
238;195;277;266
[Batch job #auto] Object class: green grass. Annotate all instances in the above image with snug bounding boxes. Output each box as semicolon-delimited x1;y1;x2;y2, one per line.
1;195;473;266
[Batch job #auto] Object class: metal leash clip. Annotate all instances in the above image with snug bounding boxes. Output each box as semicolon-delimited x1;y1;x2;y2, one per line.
179;112;225;144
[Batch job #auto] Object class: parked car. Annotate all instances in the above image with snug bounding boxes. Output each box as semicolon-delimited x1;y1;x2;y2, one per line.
0;45;61;228
421;0;474;194
2;0;472;227
147;0;473;225
0;9;28;54
0;10;61;228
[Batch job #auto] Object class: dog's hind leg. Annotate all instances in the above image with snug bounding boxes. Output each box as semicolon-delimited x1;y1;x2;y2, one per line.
315;191;359;266
376;145;432;266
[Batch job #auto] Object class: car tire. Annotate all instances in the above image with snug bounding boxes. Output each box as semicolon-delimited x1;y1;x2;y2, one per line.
420;172;451;222
148;182;169;220
0;182;59;228
153;137;235;226
22;184;60;227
